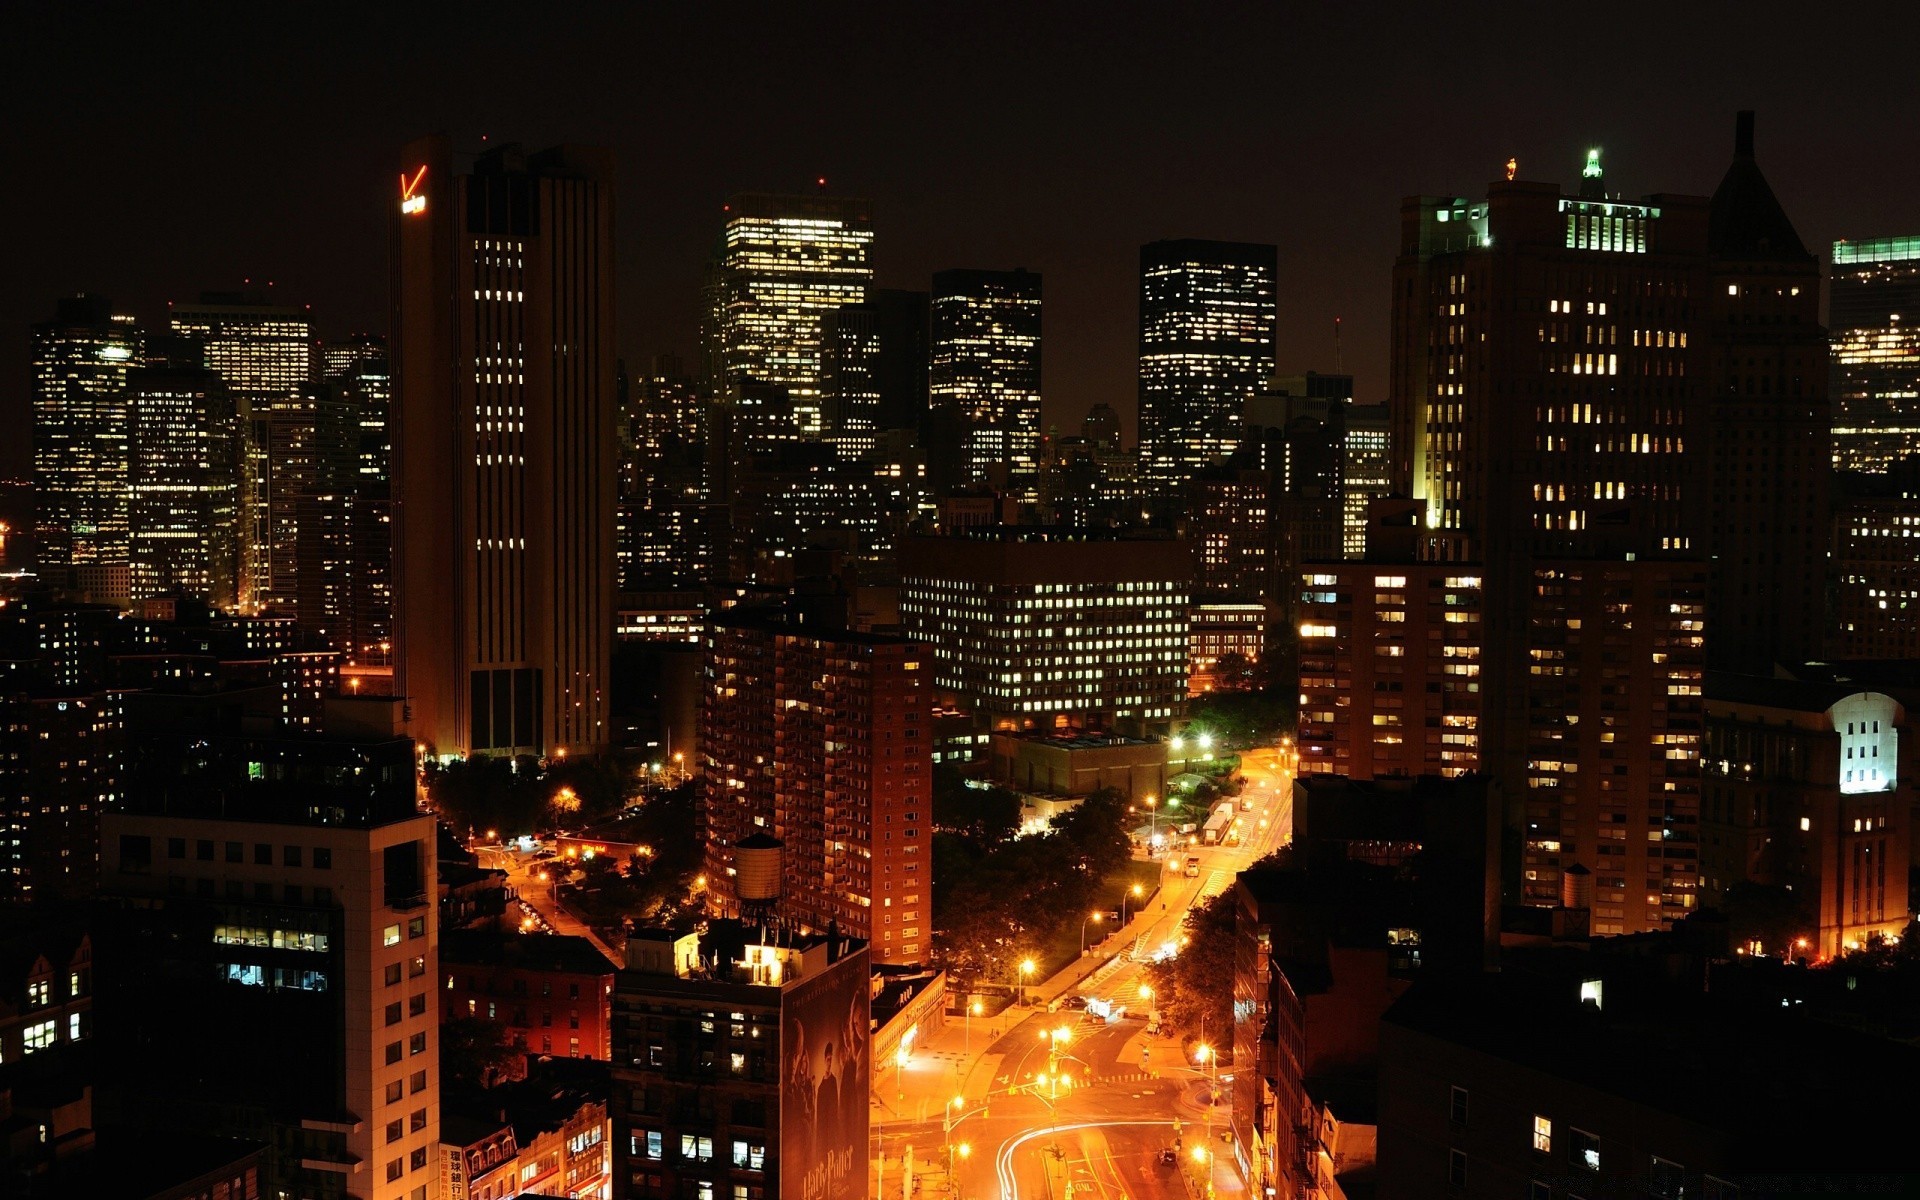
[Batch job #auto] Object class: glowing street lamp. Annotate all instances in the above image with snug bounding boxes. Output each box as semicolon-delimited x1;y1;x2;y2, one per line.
1081;911;1104;955
1123;882;1145;925
1146;793;1159;851
1018;958;1035;1007
965;998;983;1057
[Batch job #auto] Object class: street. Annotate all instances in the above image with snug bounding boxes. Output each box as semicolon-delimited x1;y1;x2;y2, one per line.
874;746;1295;1199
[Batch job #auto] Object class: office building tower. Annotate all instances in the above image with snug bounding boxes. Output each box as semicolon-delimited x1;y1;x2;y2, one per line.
30;295;143;597
321;337;395;661
930;268;1043;491
898;529;1192;733
707;193;874;437
260;383;356;625
1703;113;1829;672
440;929;617;1059
611;924;869;1200
1341;404;1392;557
393;138;617;758
126;356;244;607
1137;239;1277;483
1187;470;1274;597
701;610;929;965
1830;235;1920;472
1083;402;1123;452
169;293;315;611
1383;128;1826;931
1700;674;1910;958
99;735;439;1200
822;304;883;460
1831;468;1920;658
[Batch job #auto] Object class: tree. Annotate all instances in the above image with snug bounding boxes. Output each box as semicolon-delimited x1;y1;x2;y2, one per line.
1051;788;1131;883
932;766;1023;844
1211;651;1257;692
1145;888;1236;1053
441;1016;523;1089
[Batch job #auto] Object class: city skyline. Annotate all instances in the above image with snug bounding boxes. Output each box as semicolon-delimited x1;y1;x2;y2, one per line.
10;5;1918;472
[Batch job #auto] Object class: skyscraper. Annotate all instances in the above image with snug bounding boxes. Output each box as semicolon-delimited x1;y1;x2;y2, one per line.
169;293;314;611
708;193;874;438
30;295;143;598
930;268;1043;491
1830;235;1920;472
126;353;244;607
1137;239;1276;484
821;303;883;460
393;138;616;758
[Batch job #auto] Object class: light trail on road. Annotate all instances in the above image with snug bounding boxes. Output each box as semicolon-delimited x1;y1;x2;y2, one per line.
993;1119;1174;1200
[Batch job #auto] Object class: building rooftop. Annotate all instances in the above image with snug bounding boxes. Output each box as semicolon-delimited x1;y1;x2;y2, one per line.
442;930;616;977
1705;670;1862;714
1708;112;1810;262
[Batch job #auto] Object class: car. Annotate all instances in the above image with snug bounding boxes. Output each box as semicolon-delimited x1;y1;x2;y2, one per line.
1158;1149;1178;1167
1062;994;1089;1010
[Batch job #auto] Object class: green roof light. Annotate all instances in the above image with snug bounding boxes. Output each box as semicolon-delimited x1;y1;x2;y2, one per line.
1582;149;1603;179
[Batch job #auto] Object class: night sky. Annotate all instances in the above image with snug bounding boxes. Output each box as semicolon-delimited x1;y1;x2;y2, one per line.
11;2;1920;477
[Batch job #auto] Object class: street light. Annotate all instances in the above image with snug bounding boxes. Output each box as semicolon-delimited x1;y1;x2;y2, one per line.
1019;958;1035;1007
965;999;983;1058
1195;1043;1218;1103
1140;983;1156;1023
1145;793;1159;851
1123;882;1145;925
1081;911;1103;955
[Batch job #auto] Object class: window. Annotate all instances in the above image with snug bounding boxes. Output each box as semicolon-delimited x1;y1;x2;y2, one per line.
1533;1115;1552;1153
1449;1085;1469;1125
1570;1128;1600;1171
23;1020;57;1053
731;1141;766;1171
409;1069;427;1094
681;1134;714;1161
387;1159;404;1183
636;1130;663;1161
409;1147;428;1170
409;1032;427;1056
410;993;427;1016
408;916;425;939
283;845;302;867
410;956;427;978
385;1041;403;1065
386;1119;404;1144
383;924;401;947
386;963;404;986
225;841;243;863
385;1002;402;1026
196;840;214;861
168;838;186;859
1448;1149;1467;1187
314;847;332;869
386;1080;404;1104
1531;1184;1552;1200
410;1108;427;1132
254;843;272;865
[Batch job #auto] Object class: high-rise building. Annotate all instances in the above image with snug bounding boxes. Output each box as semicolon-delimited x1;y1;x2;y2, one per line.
930;268;1043;491
0;690;125;903
1297;563;1484;781
611;924;869;1200
393;138;617;758
821;304;883;460
98;735;439;1200
1831;468;1920;658
898;529;1192;733
1137;239;1276;483
1830;235;1920;472
30;296;143;597
708;193;874;438
126;356;244;607
1383;126;1824;931
1702;114;1829;673
700;610;929;965
319;336;395;661
169;293;315;611
870;288;930;432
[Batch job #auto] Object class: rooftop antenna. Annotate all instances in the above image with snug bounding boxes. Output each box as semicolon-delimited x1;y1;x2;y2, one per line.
1334;316;1344;374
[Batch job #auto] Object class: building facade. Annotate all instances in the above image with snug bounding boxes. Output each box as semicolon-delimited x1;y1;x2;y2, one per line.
1830;234;1920;472
441;929;616;1060
700;612;929;965
929;268;1043;493
897;529;1192;733
707;193;874;439
1137;239;1276;484
127;360;244;608
393;138;617;758
30;295;144;597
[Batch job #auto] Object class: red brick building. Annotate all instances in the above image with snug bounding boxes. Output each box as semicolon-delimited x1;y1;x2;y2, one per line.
440;930;616;1061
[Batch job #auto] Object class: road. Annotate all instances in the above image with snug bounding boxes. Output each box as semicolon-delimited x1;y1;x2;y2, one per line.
876;746;1296;1199
470;839;623;964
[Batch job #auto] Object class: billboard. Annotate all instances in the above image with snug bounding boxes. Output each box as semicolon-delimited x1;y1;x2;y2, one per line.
781;944;871;1200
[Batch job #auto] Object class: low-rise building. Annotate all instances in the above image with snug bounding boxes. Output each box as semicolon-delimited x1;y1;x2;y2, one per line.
441;931;616;1061
988;731;1166;804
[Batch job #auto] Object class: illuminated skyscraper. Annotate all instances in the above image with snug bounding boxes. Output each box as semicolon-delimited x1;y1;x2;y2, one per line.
30;295;143;597
709;192;873;437
394;138;616;758
169;294;315;610
1830;235;1920;472
822;303;883;459
930;268;1043;491
1137;239;1276;484
126;355;244;607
